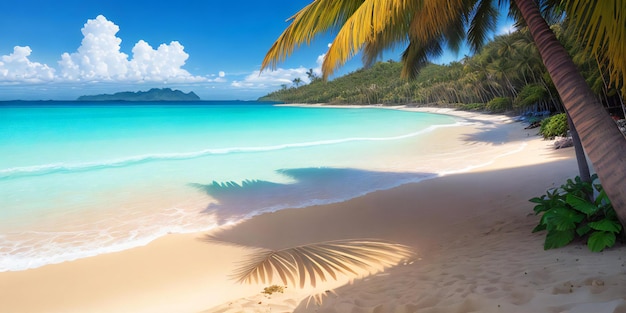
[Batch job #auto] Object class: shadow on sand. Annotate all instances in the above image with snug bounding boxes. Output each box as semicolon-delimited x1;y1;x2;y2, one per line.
191;167;437;224
200;157;609;312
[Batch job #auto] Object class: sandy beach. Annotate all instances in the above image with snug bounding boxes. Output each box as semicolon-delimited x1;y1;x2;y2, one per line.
1;107;624;313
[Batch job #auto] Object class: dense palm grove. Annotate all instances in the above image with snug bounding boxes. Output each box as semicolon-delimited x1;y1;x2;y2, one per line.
260;25;624;118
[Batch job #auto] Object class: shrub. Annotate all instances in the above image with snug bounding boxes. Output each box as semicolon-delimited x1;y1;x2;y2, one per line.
539;113;568;139
486;97;512;113
530;175;624;252
514;84;548;108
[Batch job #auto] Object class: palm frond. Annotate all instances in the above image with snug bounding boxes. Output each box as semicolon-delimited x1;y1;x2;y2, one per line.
232;239;415;288
261;0;363;72
407;0;465;42
565;0;626;93
508;0;565;28
467;0;498;53
442;13;468;53
322;0;417;79
361;28;409;69
401;38;443;79
399;0;467;79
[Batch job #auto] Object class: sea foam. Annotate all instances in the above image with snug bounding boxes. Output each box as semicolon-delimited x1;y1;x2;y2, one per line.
1;103;477;272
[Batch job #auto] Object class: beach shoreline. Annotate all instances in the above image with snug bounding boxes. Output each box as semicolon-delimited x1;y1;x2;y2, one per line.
2;106;624;313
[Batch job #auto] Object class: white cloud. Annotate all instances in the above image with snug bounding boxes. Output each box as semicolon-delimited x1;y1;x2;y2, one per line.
0;14;328;99
57;15;205;83
232;51;326;89
232;66;309;88
0;15;205;85
0;46;55;83
315;53;325;77
498;23;518;35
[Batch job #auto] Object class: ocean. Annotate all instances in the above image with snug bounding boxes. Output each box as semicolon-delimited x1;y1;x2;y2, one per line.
0;101;463;272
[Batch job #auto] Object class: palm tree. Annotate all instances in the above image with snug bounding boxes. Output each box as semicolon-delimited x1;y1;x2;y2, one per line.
306;68;318;81
261;0;626;227
513;0;625;213
293;77;303;87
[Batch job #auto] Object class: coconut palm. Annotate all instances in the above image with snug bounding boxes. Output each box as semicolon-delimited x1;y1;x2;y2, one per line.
261;0;626;227
293;77;303;87
563;0;626;96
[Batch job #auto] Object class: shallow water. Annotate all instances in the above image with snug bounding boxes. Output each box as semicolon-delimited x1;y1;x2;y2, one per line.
0;102;468;271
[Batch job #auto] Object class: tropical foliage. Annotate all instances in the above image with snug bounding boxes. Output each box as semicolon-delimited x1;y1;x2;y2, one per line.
261;27;623;118
539;113;568;139
563;0;626;96
531;175;624;252
261;0;626;242
486;97;512;113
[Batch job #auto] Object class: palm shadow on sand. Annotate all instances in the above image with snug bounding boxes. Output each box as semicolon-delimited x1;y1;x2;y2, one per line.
192;168;430;304
191;167;437;224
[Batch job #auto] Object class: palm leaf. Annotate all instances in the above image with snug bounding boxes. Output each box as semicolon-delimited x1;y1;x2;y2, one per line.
467;0;498;53
322;0;418;79
442;12;467;53
261;0;363;72
232;239;414;288
565;0;626;94
401;38;443;79
361;24;409;69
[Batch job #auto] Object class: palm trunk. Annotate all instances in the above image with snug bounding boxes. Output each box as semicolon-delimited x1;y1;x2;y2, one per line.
567;112;591;184
513;0;626;226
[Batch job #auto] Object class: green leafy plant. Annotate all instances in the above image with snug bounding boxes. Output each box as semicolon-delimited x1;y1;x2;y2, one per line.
539;113;568;139
530;175;624;252
514;84;548;108
486;97;512;113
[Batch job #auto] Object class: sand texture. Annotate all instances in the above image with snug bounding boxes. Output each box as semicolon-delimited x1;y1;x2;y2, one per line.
1;107;624;313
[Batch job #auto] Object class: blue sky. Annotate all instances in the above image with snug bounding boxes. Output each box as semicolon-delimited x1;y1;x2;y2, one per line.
0;1;516;100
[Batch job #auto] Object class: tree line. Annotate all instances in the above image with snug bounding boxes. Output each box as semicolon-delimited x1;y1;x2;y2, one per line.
260;24;624;118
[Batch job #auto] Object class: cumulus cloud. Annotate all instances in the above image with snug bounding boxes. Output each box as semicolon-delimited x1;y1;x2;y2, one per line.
0;46;55;83
0;15;204;85
0;14;328;98
232;50;326;89
58;15;205;83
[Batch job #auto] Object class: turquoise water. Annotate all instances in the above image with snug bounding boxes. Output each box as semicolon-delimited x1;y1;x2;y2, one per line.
0;101;459;271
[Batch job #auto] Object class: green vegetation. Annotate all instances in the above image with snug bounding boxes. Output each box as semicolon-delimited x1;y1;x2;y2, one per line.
261;28;622;118
539;113;569;139
486;97;512;113
531;175;624;252
260;0;626;230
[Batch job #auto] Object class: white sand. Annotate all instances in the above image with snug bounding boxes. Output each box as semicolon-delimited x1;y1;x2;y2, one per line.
1;107;624;313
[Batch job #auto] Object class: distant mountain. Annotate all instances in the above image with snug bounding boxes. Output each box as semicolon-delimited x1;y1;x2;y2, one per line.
77;88;200;101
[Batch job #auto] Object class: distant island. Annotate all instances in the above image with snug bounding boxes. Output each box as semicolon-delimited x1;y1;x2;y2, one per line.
77;88;200;101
